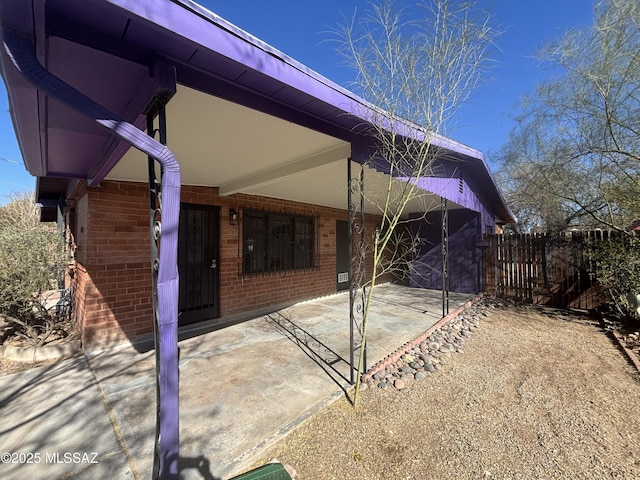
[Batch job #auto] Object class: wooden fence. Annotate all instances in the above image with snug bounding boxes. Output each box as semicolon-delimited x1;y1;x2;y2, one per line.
482;232;612;309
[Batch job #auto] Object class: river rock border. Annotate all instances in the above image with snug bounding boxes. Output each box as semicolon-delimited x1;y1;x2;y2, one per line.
595;313;640;375
608;326;640;374
362;294;488;390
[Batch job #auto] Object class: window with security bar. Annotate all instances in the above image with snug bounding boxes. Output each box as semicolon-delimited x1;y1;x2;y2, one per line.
243;209;315;274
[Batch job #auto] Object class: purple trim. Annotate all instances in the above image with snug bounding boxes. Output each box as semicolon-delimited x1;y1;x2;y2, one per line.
408;177;482;213
1;0;514;224
1;28;181;479
87;60;177;185
101;0;367;118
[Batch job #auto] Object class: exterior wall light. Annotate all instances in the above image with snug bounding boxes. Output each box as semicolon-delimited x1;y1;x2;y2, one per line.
230;208;239;226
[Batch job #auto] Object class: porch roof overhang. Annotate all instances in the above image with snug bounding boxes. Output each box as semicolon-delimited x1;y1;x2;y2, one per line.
0;0;516;224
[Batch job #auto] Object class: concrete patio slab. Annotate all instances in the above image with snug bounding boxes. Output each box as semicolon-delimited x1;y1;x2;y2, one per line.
87;284;473;479
0;284;474;480
0;356;132;479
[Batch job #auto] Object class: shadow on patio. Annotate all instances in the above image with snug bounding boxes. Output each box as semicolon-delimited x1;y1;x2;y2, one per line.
87;283;474;479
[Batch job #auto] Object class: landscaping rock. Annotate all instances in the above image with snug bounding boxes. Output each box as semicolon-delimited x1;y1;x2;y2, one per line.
366;298;487;390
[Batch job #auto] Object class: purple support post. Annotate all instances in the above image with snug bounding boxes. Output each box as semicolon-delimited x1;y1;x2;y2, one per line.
2;29;181;479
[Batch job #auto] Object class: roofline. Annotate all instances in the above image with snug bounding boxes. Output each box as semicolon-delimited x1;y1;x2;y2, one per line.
111;0;488;161
162;0;513;223
0;0;516;223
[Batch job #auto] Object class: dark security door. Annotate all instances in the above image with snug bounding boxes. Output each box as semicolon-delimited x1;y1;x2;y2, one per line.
336;220;350;291
178;203;220;326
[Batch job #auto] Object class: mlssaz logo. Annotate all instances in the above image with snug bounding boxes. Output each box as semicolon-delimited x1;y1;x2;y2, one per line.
45;452;99;464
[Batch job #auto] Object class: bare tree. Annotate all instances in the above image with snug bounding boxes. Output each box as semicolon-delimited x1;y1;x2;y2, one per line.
495;0;640;234
336;0;500;402
0;191;41;229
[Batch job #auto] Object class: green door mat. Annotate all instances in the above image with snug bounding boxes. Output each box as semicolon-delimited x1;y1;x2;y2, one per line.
230;462;292;480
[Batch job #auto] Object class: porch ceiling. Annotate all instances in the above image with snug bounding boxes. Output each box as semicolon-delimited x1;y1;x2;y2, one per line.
108;85;458;215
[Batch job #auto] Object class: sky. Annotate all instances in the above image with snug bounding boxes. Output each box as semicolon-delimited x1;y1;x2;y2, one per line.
0;0;596;200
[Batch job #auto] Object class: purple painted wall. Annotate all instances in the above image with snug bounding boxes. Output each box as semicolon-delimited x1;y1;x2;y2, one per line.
410;175;498;232
409;209;482;294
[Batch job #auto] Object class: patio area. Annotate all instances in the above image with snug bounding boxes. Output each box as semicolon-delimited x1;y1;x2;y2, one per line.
86;283;475;479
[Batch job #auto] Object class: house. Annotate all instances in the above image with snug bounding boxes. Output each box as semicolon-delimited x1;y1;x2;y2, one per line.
0;0;515;350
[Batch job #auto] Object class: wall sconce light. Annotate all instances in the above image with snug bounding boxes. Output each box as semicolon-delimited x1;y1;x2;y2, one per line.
229;208;239;226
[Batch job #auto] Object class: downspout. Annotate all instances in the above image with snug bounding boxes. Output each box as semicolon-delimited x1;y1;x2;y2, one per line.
2;29;181;480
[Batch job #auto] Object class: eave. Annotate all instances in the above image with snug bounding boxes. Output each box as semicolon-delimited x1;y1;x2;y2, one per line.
0;0;516;224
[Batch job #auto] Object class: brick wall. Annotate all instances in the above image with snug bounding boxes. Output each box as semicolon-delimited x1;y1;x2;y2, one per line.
69;181;154;346
69;180;383;348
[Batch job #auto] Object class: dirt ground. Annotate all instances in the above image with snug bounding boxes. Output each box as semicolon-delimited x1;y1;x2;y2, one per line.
257;305;640;480
0;356;57;376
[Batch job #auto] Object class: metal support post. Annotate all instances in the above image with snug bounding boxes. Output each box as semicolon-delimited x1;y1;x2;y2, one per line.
359;167;367;374
348;159;367;384
348;159;354;384
441;197;449;317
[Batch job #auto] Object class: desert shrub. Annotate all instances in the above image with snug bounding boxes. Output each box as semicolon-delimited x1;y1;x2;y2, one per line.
587;233;640;323
0;193;71;346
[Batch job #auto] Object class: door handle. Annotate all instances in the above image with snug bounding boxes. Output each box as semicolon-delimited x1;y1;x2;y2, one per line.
209;259;217;269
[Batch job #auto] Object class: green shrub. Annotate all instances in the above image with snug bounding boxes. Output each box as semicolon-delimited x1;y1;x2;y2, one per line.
0;193;72;346
587;234;640;322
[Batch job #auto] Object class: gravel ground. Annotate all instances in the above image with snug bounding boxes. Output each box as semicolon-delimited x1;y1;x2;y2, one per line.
257;303;640;480
0;356;57;376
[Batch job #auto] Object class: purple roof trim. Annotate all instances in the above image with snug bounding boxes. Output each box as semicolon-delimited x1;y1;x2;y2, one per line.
408;176;483;213
172;0;358;97
0;0;515;223
105;0;487;157
88;60;177;185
